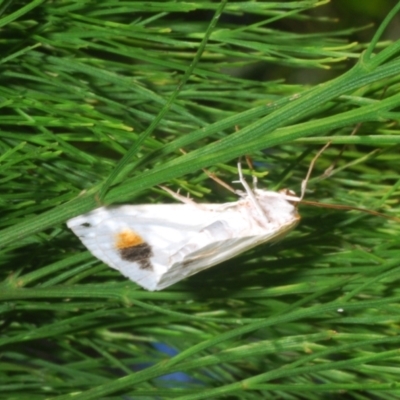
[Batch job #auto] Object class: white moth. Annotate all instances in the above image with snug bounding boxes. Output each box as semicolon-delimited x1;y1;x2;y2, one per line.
67;164;300;291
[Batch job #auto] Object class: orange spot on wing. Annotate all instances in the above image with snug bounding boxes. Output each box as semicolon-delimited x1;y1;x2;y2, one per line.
115;230;144;249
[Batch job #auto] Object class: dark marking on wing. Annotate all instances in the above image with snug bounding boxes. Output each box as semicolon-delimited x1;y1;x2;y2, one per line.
81;222;91;228
119;242;153;270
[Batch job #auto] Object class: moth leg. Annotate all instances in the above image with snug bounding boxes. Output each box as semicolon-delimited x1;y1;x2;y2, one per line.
159;185;198;205
160;185;213;212
179;147;238;195
245;155;258;189
236;160;270;223
202;169;239;195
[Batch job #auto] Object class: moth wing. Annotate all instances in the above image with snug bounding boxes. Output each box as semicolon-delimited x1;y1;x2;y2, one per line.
67;205;220;291
156;218;299;290
67;196;299;291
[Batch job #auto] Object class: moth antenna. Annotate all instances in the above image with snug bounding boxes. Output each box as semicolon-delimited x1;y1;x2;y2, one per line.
300;124;397;221
300;199;400;222
301;141;331;200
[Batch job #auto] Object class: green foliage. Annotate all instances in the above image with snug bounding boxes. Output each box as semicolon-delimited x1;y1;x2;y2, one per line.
2;1;400;399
